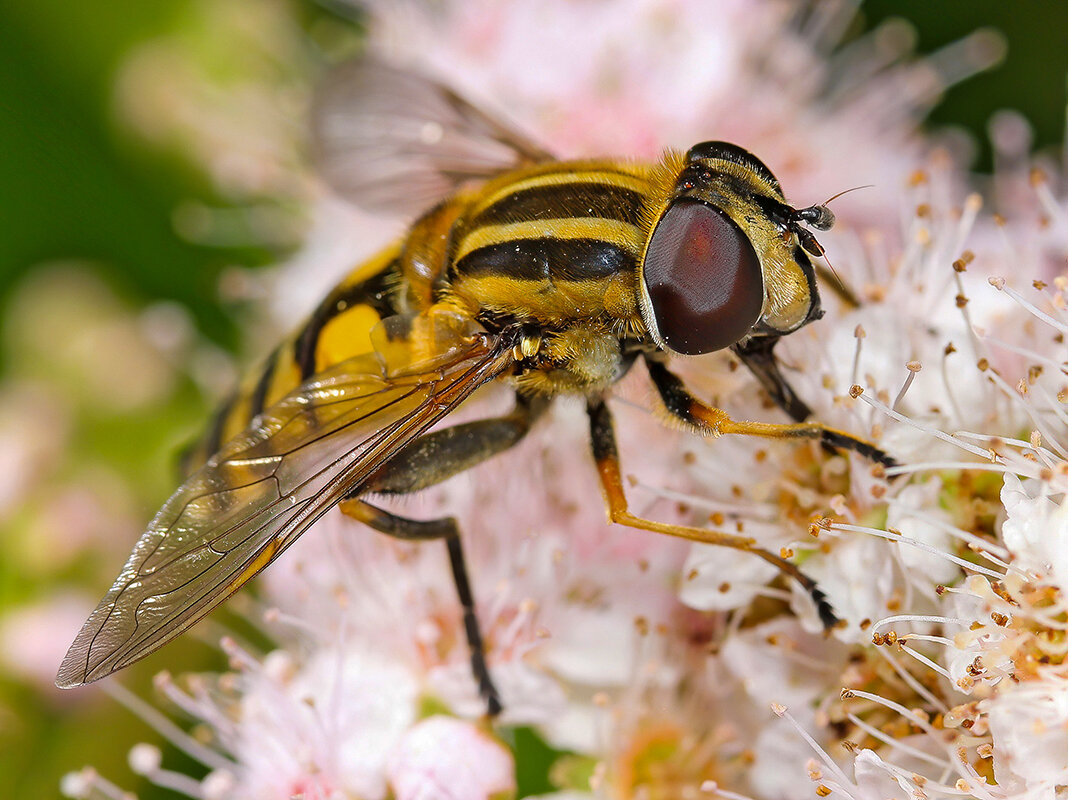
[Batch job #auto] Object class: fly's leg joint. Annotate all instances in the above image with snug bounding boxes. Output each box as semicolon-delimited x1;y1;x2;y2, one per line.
691;403;728;437
512;332;542;362
520;332;541;359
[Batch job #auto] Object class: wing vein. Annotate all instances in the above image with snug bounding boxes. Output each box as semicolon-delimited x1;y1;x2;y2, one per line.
58;335;516;687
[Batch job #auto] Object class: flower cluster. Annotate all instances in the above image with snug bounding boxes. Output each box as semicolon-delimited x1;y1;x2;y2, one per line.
59;2;1068;799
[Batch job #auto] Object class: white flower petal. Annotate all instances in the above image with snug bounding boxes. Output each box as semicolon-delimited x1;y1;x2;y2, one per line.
987;676;1068;795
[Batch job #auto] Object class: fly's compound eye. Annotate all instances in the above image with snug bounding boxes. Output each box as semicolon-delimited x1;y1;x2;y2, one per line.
642;199;764;355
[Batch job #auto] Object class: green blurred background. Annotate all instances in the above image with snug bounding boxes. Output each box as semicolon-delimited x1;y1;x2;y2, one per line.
0;1;1065;797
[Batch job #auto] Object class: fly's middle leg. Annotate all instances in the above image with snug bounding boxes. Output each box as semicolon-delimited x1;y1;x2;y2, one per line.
586;395;840;628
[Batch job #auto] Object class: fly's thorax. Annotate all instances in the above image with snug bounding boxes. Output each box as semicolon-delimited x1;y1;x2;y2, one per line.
444;160;656;329
637;142;821;357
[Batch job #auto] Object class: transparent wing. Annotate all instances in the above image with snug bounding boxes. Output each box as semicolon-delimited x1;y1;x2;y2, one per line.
57;332;515;687
311;58;553;216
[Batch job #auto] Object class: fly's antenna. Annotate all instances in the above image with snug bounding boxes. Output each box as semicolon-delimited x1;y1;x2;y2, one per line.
789;184;872;306
812;185;872;307
793;185;875;233
822;184;874;206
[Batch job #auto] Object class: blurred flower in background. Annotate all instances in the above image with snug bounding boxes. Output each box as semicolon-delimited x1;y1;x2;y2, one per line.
2;1;1068;799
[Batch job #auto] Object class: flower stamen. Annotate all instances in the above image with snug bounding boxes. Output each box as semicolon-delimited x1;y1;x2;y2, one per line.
103;682;234;771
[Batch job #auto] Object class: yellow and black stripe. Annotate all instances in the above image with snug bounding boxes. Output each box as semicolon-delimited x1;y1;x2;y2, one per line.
182;245;403;474
448;164;655;324
184;160;678;473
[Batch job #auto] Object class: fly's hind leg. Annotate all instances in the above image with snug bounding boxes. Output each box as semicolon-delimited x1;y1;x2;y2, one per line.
586;396;839;628
339;392;547;717
340;500;503;716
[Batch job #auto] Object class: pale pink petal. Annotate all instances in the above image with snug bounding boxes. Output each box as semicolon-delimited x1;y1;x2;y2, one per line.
387;716;515;800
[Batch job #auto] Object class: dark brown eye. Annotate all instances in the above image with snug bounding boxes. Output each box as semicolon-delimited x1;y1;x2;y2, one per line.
642;200;763;355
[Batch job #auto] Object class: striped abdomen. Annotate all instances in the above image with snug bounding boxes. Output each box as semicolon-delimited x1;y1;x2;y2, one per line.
181;245;402;474
449;163;655;325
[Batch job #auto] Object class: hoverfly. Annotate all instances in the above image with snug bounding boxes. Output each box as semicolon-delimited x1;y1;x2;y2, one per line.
57;60;894;715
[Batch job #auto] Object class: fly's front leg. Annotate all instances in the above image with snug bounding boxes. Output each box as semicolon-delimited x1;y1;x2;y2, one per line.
731;335;813;423
586;396;839;628
338;392;547;717
646;356;896;468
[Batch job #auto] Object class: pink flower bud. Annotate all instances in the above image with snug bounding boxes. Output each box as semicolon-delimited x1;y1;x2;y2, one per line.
387;716;515;800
